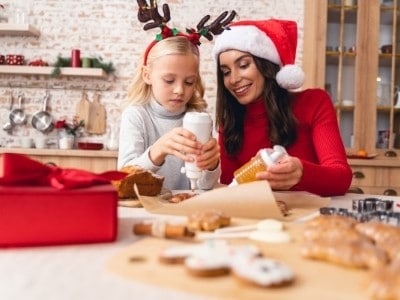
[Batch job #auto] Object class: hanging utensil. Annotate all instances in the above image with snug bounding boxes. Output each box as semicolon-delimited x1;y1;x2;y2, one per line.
31;91;54;133
3;93;14;132
9;93;27;126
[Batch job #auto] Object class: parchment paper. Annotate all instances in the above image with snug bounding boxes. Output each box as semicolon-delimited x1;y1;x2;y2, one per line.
137;181;330;221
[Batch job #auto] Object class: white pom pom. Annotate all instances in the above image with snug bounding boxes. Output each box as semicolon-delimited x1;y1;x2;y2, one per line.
276;65;305;90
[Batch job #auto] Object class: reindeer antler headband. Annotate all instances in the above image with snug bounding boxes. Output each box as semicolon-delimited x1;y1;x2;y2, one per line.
137;0;237;65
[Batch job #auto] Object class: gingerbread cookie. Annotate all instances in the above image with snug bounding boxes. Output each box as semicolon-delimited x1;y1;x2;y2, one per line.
168;192;197;203
187;210;231;232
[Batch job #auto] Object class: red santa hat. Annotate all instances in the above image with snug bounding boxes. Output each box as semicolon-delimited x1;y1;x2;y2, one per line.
212;19;305;90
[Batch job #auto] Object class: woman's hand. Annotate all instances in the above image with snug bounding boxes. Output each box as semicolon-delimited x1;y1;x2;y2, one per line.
196;137;220;171
255;155;303;190
149;127;202;166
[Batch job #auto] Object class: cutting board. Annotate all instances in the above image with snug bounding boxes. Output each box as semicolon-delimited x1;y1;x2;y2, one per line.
75;91;90;130
87;91;106;134
107;221;370;300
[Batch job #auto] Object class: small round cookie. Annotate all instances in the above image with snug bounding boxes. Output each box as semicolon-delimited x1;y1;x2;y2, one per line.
249;230;291;244
231;256;295;287
185;253;231;277
184;241;232;276
159;244;202;264
257;219;284;231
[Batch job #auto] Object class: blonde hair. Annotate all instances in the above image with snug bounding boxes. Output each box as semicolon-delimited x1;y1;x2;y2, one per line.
126;36;207;111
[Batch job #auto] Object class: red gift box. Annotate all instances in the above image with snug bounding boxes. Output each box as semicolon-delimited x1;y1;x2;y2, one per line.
0;184;118;247
0;153;127;247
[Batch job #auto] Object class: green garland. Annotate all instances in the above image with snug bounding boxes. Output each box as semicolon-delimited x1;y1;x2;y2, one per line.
51;55;115;77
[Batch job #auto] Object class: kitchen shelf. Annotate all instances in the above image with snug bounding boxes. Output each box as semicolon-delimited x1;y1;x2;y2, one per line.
0;23;40;37
0;65;107;77
0;147;117;158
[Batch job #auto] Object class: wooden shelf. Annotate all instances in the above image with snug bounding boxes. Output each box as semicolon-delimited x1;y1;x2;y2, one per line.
0;147;117;158
0;23;40;37
0;65;107;77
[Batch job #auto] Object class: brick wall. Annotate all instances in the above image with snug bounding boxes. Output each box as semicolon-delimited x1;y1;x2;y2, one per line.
0;0;304;147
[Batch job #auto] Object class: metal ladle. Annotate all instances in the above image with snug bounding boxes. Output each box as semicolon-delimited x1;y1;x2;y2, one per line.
3;93;14;132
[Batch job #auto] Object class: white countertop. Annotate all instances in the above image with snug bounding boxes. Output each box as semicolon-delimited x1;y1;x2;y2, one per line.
0;193;398;300
0;207;210;300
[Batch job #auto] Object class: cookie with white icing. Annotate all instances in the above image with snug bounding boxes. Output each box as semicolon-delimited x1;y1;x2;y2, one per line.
184;242;262;277
159;244;203;264
159;240;229;264
231;256;295;287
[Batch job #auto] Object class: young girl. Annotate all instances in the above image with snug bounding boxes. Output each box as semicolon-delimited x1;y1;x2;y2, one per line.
117;2;235;190
212;19;352;196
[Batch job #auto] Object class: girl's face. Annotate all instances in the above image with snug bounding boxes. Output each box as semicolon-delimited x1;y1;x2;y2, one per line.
219;50;265;105
142;53;199;113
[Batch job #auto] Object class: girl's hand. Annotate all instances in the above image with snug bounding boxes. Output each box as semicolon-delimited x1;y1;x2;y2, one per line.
255;155;303;190
195;138;220;171
149;127;202;166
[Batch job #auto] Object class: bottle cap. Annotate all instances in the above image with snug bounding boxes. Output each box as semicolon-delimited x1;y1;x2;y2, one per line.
260;145;287;166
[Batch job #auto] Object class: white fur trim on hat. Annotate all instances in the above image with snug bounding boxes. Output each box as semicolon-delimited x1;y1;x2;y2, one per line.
276;64;305;90
213;19;305;90
212;26;281;65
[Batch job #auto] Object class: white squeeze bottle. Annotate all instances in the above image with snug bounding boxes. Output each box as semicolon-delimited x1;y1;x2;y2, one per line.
180;112;213;190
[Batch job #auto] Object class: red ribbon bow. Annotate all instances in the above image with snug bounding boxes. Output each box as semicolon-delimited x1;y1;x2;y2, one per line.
0;153;127;190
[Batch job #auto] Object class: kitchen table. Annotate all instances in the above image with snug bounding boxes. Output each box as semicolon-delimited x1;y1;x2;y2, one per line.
0;193;398;300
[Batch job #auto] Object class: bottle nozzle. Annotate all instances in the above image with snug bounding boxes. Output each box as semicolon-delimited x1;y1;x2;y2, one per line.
189;179;197;191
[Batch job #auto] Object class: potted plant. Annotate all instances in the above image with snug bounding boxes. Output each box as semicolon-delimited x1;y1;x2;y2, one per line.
55;116;84;149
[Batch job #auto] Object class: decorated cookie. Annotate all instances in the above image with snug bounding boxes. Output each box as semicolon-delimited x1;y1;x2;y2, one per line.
231;256;295;287
184;242;262;277
159;240;230;264
159;244;205;264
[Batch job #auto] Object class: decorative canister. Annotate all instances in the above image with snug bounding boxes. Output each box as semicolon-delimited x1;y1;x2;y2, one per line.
0;55;5;64
71;49;81;67
6;54;24;65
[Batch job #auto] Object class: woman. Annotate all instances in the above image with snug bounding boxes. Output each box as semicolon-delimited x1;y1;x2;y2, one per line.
212;19;352;196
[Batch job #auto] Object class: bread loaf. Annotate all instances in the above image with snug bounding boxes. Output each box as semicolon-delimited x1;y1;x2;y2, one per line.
113;165;164;199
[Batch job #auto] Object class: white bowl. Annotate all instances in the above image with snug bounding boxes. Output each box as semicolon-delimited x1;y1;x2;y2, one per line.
342;100;354;106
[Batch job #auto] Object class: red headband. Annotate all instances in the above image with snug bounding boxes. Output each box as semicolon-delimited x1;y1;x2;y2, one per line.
143;26;202;65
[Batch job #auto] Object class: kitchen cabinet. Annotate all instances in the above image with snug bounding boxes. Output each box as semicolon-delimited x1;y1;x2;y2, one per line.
0;148;118;173
303;0;400;195
349;158;400;195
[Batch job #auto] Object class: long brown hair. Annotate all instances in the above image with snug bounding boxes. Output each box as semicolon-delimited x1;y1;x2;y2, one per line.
215;56;297;155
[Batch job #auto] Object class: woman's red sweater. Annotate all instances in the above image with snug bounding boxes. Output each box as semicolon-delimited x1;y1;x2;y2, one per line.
218;88;352;197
